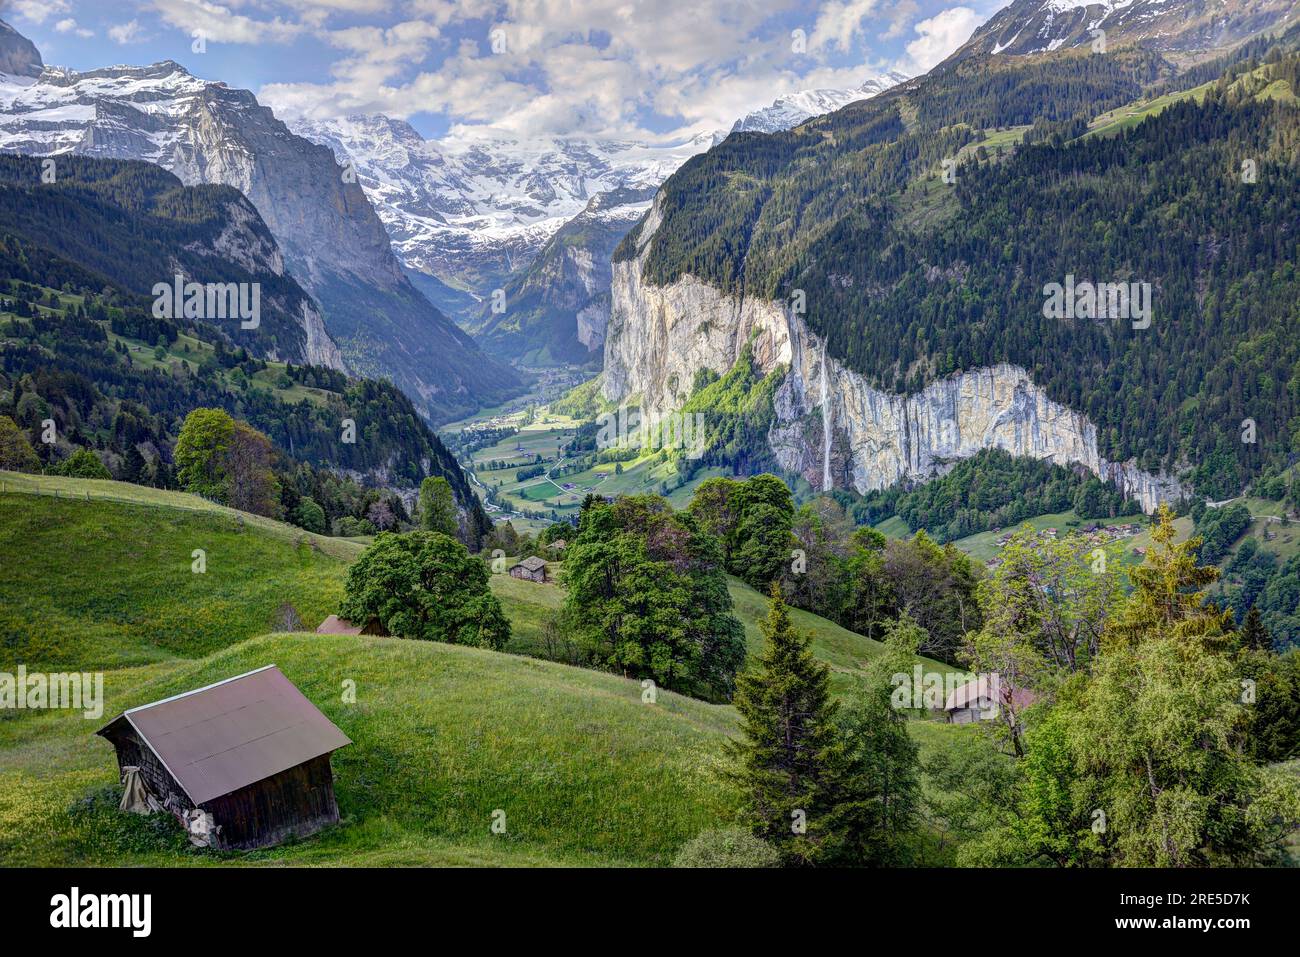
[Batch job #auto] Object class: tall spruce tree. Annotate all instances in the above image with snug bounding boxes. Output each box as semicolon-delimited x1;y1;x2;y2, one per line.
1239;606;1271;653
727;585;842;865
1110;504;1234;648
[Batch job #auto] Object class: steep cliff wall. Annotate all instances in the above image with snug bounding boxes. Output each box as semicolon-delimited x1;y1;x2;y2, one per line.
603;196;1182;511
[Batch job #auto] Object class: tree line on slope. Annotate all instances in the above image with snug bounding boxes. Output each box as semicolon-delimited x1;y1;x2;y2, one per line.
722;507;1300;867
310;467;1300;866
0;280;491;544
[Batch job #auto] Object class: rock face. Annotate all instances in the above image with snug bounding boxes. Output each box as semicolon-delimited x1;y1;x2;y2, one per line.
947;0;1297;61
289;76;905;337
603;196;1182;511
0;55;520;422
472;185;655;364
0;19;41;79
0;151;341;369
289;113;720;322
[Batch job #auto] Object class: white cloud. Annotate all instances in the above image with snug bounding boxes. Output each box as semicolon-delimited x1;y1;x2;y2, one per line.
59;0;975;143
809;0;881;53
54;18;94;38
108;20;147;45
147;0;304;45
7;0;70;25
899;6;984;72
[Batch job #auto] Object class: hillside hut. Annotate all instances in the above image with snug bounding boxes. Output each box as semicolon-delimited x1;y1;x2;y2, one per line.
509;555;548;583
316;614;388;636
96;665;351;850
943;676;1038;725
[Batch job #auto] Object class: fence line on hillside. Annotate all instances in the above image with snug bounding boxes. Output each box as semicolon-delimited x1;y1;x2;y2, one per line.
0;479;360;557
0;478;228;516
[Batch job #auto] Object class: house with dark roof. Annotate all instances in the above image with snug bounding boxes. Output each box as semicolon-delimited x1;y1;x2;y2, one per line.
96;665;351;850
943;675;1039;725
509;555;549;583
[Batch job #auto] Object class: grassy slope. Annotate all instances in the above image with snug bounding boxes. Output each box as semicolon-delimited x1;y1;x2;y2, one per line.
0;633;738;867
0;472;357;669
3;471;963;867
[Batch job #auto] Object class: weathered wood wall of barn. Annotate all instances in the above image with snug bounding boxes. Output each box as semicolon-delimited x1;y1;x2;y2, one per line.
201;754;340;850
104;727;195;817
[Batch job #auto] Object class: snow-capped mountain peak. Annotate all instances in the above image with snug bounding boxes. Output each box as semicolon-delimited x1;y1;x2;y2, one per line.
730;71;909;134
288;114;724;307
951;0;1295;60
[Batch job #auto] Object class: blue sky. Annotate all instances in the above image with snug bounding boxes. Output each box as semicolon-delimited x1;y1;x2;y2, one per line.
5;1;1008;141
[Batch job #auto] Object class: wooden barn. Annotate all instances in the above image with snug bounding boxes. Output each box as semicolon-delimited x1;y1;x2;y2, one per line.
96;665;351;850
943;676;1039;725
509;555;548;583
315;614;388;636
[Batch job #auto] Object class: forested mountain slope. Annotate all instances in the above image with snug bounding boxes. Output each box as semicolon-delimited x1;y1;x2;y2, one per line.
0;154;340;368
606;35;1300;501
0;156;492;542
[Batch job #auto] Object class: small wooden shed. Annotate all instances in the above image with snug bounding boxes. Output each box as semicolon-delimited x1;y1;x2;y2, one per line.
943;677;1038;724
509;555;548;583
96;665;351;850
316;614;387;636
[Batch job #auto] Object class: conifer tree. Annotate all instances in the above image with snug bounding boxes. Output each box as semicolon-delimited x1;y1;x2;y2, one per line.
727;585;841;865
1109;504;1234;648
1239;606;1271;653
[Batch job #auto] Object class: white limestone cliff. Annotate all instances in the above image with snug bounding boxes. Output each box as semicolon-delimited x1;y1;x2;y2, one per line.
602;196;1182;511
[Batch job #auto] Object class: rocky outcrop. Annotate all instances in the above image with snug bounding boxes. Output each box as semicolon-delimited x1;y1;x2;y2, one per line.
474;185;654;364
0;19;41;78
603;196;1183;511
946;0;1297;62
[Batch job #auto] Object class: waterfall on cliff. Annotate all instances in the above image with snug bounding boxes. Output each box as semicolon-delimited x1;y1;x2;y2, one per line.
820;345;832;491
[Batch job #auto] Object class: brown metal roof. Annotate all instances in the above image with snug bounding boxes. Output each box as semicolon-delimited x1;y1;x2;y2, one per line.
97;665;351;805
316;614;362;635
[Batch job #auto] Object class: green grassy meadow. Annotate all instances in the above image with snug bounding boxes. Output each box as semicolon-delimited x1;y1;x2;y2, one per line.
465;419;729;532
0;472;965;867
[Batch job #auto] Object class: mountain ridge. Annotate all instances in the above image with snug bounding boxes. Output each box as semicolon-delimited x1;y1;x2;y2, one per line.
0;41;522;424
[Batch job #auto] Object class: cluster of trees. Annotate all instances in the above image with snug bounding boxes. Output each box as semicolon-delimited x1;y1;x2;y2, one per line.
723;588;921;866
339;531;510;648
688;474;797;589
770;496;983;663
725;508;1300;867
935;510;1300;865
168;407;432;537
850;449;1141;541
1192;501;1253;565
683;474;984;664
561;494;746;702
1221;537;1300;649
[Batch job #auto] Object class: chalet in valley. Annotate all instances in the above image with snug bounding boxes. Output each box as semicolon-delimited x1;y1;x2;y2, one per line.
509;555;549;583
96;665;351;850
944;676;1038;725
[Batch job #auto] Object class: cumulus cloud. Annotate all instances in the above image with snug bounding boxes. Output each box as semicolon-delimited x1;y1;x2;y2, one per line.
148;0;304;45
808;0;881;53
899;6;984;72
108;20;147;44
43;0;985;143
54;17;94;37
6;0;71;25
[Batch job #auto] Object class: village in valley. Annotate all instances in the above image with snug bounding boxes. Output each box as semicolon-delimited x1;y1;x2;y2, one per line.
983;520;1148;570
